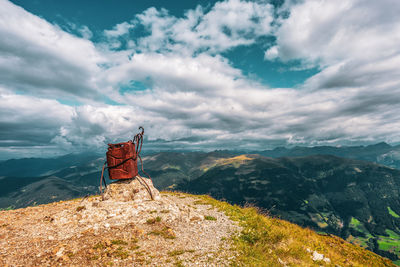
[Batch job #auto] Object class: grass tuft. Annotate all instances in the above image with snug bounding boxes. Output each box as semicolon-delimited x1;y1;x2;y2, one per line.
168;250;186;256
204;215;217;221
146;218;156;224
148;226;176;239
111;239;128;245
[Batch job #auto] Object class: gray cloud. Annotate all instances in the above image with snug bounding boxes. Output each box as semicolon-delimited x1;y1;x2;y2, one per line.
0;0;104;101
1;0;400;159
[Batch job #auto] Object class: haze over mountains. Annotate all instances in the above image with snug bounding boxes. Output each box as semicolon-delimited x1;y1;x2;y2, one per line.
253;142;400;170
1;142;400;210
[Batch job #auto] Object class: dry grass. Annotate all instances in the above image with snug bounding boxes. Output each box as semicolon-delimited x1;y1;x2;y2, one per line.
190;193;395;267
200;155;254;171
148;226;176;240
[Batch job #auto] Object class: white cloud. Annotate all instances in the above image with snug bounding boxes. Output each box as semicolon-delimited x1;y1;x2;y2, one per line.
78;25;93;39
0;87;74;155
269;0;400;69
104;21;134;38
106;0;274;55
264;45;278;60
0;0;104;100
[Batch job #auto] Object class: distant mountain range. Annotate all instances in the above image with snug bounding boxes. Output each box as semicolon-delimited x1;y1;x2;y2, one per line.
0;153;103;209
250;142;400;169
1;142;400;210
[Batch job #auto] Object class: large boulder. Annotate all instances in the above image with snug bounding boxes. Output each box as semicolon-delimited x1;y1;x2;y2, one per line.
102;176;161;202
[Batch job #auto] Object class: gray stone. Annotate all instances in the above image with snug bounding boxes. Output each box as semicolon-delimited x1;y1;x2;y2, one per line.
102;176;161;202
312;251;324;261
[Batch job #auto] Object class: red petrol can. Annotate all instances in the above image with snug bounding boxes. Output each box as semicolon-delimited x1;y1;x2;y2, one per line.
106;140;138;180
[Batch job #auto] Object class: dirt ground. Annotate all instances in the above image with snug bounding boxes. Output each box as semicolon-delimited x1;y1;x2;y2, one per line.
0;182;240;266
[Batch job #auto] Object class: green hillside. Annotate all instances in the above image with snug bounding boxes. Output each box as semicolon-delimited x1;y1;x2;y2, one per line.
171;192;393;266
177;154;400;263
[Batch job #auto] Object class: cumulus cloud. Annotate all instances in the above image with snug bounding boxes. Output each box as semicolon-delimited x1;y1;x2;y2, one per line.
104;0;274;54
0;0;104;101
261;0;400;140
0;87;75;159
266;0;400;90
270;0;400;65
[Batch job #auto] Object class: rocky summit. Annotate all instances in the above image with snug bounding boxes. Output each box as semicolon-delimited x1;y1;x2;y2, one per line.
0;177;239;266
0;176;395;266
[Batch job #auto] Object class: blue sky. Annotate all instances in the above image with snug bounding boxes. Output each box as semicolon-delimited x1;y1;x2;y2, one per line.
1;0;400;159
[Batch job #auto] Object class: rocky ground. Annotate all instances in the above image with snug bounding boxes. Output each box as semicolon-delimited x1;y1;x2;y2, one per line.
0;177;240;266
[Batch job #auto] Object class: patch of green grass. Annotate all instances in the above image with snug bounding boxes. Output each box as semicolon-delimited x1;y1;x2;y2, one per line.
378;239;400;252
0;205;15;211
377;230;400;256
174;260;185;267
347;217;374;248
93;242;105;250
148;227;176;239
112;248;129;259
160;210;170;213
146;218;156;224
393;260;400;266
349;217;372;237
168;250;186;256
135;251;144;257
204;215;217;221
147;216;161;224
386;230;400;239
350;217;362;230
111;239;128;245
193;200;208;205
388;207;400;218
130;245;140;250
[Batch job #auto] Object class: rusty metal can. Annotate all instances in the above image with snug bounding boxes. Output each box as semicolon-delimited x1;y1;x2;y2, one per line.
106;140;138;180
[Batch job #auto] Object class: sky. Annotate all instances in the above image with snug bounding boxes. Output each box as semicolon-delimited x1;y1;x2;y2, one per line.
0;0;400;159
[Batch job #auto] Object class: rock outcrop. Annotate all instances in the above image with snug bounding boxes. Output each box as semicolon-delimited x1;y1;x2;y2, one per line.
102;176;161;202
0;177;239;266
